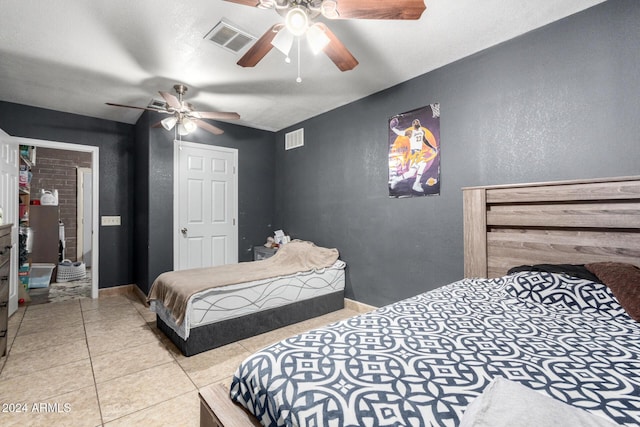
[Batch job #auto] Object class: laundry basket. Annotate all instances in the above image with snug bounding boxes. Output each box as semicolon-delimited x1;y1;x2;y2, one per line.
57;259;86;282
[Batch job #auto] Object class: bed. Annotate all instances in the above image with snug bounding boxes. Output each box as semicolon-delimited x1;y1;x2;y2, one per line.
199;175;640;426
148;240;346;356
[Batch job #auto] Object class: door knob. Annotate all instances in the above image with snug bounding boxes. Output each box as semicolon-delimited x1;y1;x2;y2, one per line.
181;228;188;235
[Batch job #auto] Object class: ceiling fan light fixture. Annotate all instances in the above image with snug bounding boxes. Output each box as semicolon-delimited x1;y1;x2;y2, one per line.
307;23;330;54
258;0;275;9
273;0;290;10
161;116;178;131
285;7;309;37
320;0;339;19
177;122;190;136
181;117;198;134
177;125;189;136
271;26;294;56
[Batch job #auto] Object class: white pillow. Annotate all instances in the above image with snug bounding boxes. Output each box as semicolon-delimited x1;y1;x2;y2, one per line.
460;377;618;427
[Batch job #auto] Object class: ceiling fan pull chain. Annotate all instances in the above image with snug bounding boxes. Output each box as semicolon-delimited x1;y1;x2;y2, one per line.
296;37;302;83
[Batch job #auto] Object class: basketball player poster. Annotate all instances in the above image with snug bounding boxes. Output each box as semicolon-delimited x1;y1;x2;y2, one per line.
388;104;440;198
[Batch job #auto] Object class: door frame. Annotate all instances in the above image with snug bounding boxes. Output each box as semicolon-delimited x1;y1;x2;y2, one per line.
0;129;19;315
173;139;238;269
5;133;100;299
76;167;92;267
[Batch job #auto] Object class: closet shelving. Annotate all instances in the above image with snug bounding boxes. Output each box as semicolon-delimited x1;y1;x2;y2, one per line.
18;145;36;294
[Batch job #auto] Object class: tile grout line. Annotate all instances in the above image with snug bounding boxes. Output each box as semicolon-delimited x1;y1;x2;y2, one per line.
84;295;160;424
4;297;360;424
96;297;192;425
80;298;106;427
133;294;205;392
148;315;202;392
87;294;149;426
2;300;103;424
4;294;198;425
102;389;197;426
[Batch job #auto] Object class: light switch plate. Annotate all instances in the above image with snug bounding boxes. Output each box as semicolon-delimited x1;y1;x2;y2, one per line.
101;216;121;226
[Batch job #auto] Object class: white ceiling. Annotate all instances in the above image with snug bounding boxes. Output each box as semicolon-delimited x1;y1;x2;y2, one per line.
0;0;605;132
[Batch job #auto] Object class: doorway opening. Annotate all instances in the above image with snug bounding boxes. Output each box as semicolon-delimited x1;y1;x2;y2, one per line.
14;137;99;303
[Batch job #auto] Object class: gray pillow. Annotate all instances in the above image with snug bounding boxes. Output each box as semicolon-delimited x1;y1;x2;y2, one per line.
460;377;618;427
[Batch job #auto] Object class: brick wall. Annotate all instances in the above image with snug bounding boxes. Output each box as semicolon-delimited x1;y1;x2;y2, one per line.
29;147;92;261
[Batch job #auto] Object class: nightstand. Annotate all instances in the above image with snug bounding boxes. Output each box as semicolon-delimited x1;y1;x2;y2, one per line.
253;246;277;261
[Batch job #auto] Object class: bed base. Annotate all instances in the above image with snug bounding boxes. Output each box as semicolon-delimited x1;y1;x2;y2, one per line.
158;290;344;357
200;383;261;427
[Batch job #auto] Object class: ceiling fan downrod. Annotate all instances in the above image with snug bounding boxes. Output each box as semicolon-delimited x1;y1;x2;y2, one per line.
173;84;188;107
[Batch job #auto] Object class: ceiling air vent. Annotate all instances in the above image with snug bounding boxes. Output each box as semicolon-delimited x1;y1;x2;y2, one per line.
205;20;255;53
285;128;304;150
147;98;166;110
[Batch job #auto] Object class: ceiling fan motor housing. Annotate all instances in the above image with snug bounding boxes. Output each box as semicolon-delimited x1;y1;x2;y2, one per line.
173;84;188;96
272;0;322;19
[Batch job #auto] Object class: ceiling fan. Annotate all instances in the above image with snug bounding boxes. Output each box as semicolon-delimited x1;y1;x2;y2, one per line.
106;84;240;136
225;0;427;72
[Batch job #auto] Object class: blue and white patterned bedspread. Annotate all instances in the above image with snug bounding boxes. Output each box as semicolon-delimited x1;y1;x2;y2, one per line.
230;272;640;426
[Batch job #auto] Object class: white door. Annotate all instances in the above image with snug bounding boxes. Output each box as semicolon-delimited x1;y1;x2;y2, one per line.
0;130;19;315
174;141;238;270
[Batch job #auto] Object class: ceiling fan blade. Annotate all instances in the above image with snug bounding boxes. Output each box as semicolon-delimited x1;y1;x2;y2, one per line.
105;102;164;112
159;91;181;109
237;24;279;68
195;119;225;135
330;0;426;20
316;23;359;72
223;0;260;6
195;111;241;120
150;121;163;128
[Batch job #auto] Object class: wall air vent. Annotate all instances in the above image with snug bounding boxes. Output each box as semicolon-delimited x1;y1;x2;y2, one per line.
205;20;256;53
285;128;304;150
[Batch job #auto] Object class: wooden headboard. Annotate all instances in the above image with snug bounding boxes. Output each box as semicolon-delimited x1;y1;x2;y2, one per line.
463;176;640;278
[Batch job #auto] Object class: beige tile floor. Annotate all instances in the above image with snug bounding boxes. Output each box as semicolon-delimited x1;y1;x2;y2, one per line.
0;294;360;426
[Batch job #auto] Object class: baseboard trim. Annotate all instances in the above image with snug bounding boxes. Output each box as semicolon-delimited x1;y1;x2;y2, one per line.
344;298;376;313
99;284;148;306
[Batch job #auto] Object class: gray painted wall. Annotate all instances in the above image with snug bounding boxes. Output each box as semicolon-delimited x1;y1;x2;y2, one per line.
0;102;276;293
0;101;136;289
274;0;640;307
134;111;276;293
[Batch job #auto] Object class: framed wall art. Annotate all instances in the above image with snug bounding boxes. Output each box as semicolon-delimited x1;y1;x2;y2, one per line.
388;103;440;198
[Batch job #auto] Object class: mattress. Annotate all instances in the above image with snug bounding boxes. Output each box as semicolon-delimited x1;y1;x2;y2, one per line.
230;271;640;426
151;260;345;340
